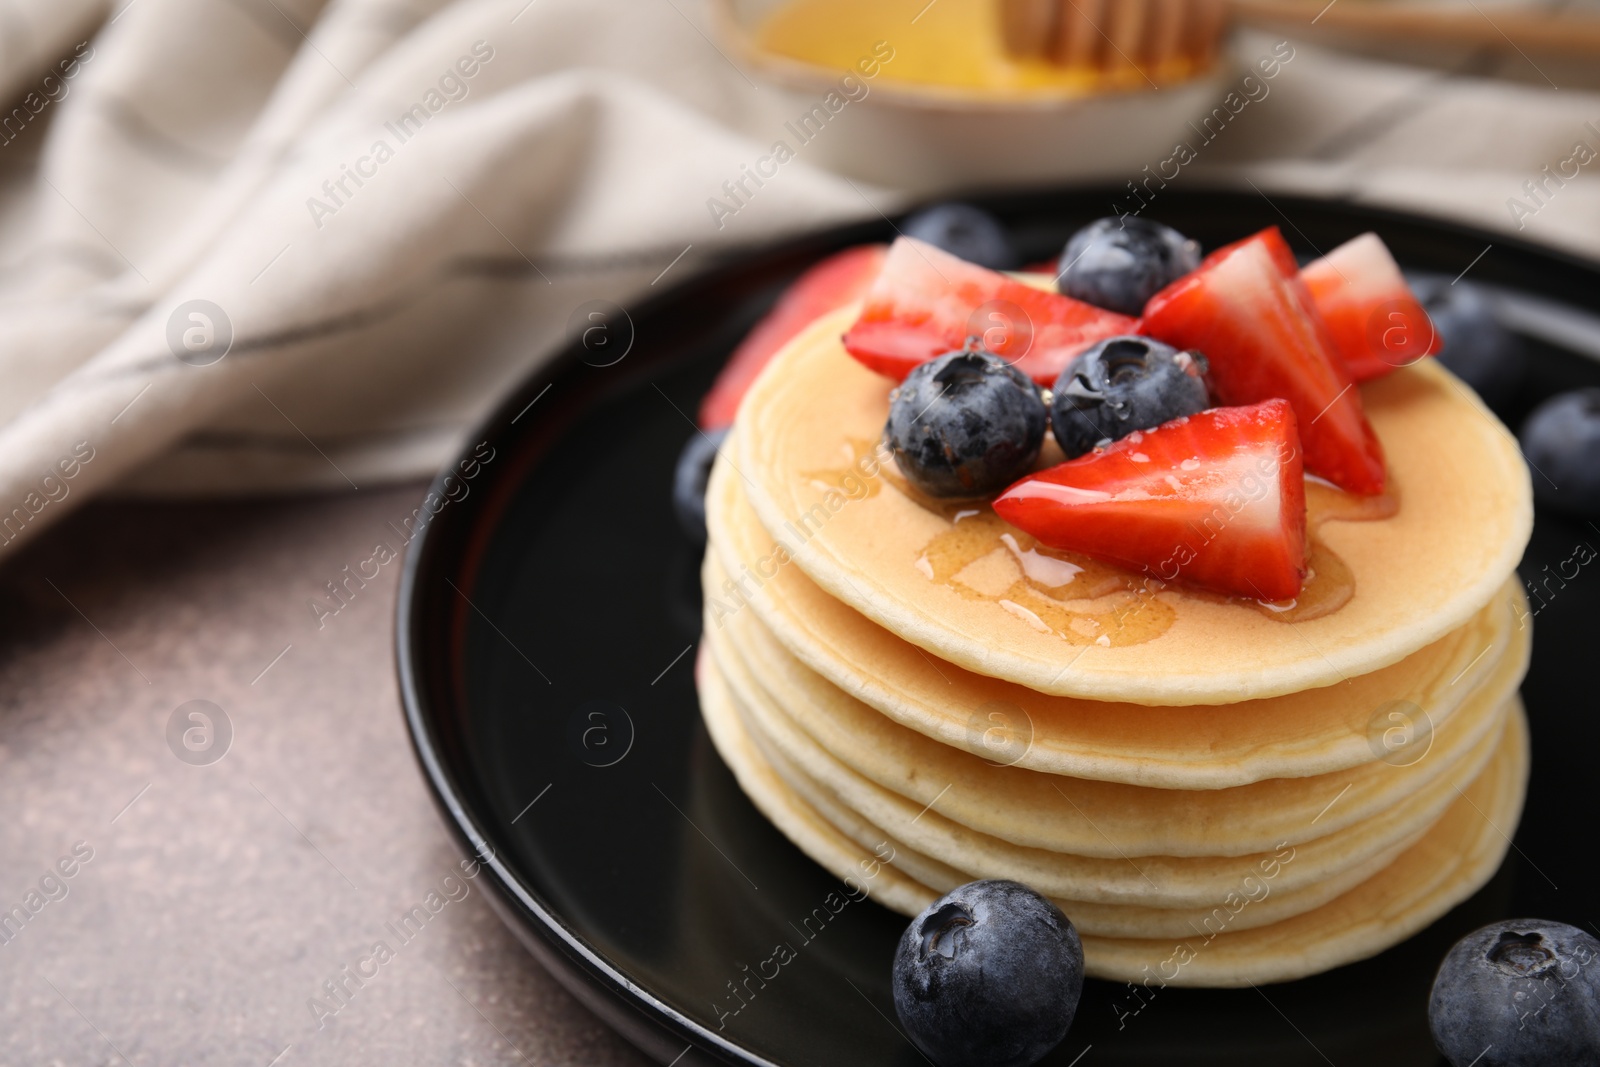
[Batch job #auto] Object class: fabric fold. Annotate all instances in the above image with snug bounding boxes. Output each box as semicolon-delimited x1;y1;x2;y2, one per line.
0;1;1593;560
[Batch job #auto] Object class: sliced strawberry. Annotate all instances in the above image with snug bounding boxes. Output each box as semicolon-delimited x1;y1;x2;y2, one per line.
1204;226;1344;350
1202;225;1301;278
1140;232;1386;495
842;237;1137;387
994;400;1308;601
699;244;887;429
1301;233;1439;383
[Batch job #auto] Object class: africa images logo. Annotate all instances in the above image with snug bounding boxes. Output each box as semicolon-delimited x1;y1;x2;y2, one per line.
167;299;234;366
305;41;495;229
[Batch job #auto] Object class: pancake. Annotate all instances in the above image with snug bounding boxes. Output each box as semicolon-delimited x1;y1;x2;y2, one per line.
695;648;937;919
708;453;1526;788
732;305;1533;704
708;620;1508;905
1088;700;1527;986
709;574;1527;857
698;649;1529;985
751;724;1423;940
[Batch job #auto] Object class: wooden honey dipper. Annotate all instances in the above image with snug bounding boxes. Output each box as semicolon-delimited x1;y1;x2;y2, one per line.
999;0;1600;70
1000;0;1226;73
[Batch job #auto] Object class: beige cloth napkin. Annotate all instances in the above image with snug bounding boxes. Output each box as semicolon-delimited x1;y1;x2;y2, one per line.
0;0;1596;559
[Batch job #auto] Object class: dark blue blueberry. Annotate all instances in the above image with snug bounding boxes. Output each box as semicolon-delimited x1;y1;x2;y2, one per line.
902;203;1017;270
671;426;729;542
1520;389;1600;516
1056;217;1201;315
892;880;1083;1067
1050;335;1209;459
1429;918;1600;1067
886;347;1046;498
1411;274;1525;401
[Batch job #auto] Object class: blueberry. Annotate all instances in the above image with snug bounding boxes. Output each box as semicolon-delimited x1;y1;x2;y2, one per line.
1050;336;1209;459
1412;275;1525;400
885;347;1046;498
902;203;1017;270
892;880;1083;1067
1057;217;1201;316
671;426;728;542
1429;918;1600;1067
1520;389;1600;516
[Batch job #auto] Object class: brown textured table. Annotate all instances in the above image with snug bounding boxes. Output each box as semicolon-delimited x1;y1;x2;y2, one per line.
0;485;653;1067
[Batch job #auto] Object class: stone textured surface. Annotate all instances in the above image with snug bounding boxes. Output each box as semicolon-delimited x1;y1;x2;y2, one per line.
0;484;653;1067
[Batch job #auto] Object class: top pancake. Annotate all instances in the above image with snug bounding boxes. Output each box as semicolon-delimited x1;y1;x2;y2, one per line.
707;456;1525;787
735;305;1533;704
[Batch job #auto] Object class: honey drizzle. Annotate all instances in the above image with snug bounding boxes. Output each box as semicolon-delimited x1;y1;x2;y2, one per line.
806;441;1397;648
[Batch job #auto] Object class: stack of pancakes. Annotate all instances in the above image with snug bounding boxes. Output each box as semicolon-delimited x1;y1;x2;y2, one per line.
697;305;1534;986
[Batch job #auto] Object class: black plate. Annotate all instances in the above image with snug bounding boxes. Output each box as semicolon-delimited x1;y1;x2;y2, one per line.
397;189;1600;1067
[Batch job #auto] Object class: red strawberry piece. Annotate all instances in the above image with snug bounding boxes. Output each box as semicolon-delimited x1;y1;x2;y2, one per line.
994;400;1308;601
1140;231;1387;495
1301;233;1439;384
1202;225;1302;278
841;237;1137;387
1205;226;1346;352
698;244;887;429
